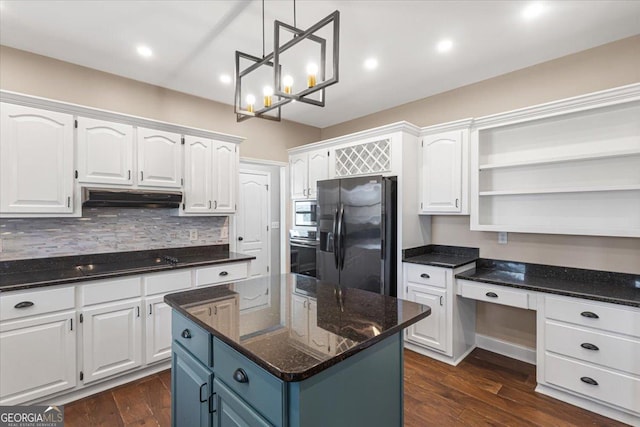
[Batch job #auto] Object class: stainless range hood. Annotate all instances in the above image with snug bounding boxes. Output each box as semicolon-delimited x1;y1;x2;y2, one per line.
82;188;182;208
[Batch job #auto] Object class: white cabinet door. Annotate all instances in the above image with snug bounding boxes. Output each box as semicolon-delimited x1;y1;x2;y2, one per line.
184;136;213;213
0;311;76;405
308;299;331;354
145;295;173;364
82;299;142;384
290;153;308;199
0;103;74;214
212;141;237;213
421;130;462;213
290;294;309;343
137;127;182;188
406;285;448;353
307;150;329;199
77;117;134;185
212;297;239;341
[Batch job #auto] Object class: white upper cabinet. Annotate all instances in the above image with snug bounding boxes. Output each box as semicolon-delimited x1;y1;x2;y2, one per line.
290;149;328;199
0;103;74;214
419;120;471;215
212;140;237;213
137;127;182;189
77;117;134;185
183;136;238;214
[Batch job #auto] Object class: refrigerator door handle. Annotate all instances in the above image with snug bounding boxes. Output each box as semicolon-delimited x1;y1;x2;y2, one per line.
338;203;346;270
333;206;340;268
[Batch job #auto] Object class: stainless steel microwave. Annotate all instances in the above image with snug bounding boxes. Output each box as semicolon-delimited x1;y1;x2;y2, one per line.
294;200;317;227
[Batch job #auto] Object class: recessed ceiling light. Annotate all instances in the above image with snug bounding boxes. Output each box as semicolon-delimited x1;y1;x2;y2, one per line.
364;58;378;70
522;2;544;20
436;39;453;53
219;74;232;84
136;45;153;58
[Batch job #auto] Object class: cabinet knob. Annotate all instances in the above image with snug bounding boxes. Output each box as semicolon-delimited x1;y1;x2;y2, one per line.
580;343;599;351
580;311;599;319
485;292;498;298
420;273;430;279
14;301;34;309
181;329;192;339
238;236;244;241
233;368;249;383
580;376;598;386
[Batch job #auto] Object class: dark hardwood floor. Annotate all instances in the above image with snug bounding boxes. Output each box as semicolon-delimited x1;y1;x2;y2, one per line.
64;349;624;426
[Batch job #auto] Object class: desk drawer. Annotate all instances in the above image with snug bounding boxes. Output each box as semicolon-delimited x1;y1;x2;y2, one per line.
213;338;283;426
405;264;447;288
545;320;640;375
457;280;530;309
195;262;248;287
545;353;640;414
172;311;212;367
1;286;74;321
545;296;640;338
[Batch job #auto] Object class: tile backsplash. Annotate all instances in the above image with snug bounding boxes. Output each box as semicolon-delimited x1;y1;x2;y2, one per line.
0;208;229;261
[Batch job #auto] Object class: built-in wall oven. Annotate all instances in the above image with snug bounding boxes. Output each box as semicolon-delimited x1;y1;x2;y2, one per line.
294;200;317;227
290;229;318;278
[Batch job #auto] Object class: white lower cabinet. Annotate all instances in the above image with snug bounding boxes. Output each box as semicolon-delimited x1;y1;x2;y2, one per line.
406;285;447;353
82;299;143;384
0;311;76;404
145;295;174;364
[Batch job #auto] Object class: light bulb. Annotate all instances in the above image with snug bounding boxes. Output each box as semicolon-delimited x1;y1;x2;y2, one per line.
283;75;294;94
263;86;273;108
245;94;256;113
307;63;318;88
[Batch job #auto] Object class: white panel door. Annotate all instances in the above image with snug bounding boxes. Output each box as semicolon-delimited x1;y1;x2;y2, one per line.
422;130;462;212
290;294;309;344
0;103;74;214
82;299;142;384
212;141;237;212
0;311;76;405
77;117;134;185
237;171;270;278
184;136;212;213
290;153;308;199
308;299;331;354
137;127;182;188
145;295;173;364
307;150;329;199
406;285;448;353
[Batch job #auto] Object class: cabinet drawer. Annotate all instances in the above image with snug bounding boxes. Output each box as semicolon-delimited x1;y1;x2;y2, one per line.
545;353;640;414
545;320;640;375
405;263;447;288
144;270;191;295
172;311;212;367
213;338;283;426
457;280;530;309
545;296;640;338
196;262;248;287
82;277;141;306
0;286;74;321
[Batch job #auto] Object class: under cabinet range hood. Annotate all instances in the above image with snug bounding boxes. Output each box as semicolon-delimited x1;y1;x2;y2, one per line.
82;188;182;208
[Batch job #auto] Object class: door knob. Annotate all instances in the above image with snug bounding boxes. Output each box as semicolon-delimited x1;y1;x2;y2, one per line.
238;236;244;241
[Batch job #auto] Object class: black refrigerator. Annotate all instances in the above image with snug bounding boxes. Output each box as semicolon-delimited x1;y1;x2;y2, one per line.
316;175;397;296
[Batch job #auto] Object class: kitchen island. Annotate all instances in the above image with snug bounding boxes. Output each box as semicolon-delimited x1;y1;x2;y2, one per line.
165;273;431;427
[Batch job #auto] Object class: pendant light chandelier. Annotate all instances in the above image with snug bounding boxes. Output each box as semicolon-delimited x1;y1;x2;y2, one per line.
234;0;340;122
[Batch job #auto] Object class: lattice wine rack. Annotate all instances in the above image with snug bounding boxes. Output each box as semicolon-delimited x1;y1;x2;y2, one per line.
334;139;391;176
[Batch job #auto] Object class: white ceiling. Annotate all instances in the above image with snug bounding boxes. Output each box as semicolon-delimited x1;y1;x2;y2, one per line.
1;1;639;128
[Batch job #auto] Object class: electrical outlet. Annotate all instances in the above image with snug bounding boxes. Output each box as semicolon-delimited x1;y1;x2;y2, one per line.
189;230;198;241
498;232;508;244
271;222;280;229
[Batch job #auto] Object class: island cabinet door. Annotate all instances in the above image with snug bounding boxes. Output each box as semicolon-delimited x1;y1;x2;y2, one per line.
172;343;213;427
212;378;271;427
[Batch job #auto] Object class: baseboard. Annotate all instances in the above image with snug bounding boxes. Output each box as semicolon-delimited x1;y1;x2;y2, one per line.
403;341;476;366
475;334;536;365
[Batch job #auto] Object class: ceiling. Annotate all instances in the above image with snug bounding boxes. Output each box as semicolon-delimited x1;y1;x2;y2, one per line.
1;1;639;128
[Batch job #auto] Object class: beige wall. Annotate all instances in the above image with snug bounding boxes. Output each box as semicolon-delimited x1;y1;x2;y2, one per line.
0;46;321;162
322;35;640;349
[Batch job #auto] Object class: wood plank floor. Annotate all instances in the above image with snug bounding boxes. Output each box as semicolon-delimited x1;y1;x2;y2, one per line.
64;349;624;426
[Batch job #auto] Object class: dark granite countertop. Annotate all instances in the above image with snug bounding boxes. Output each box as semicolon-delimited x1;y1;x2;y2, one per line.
164;273;431;382
402;245;479;268
456;259;640;307
0;245;255;292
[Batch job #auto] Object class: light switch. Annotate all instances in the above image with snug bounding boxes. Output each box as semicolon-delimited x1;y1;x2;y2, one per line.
498;232;508;244
271;222;280;229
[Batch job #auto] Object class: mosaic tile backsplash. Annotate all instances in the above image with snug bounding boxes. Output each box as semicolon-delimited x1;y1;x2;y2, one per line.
0;208;229;261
